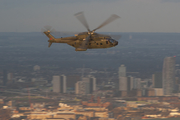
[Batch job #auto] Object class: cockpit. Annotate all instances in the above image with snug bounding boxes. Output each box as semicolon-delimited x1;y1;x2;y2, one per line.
106;38;118;45
107;38;115;43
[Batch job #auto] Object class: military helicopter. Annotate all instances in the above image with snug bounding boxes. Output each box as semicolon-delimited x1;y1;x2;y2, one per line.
42;12;120;51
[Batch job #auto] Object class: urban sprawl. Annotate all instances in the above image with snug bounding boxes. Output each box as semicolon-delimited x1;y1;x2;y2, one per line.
1;56;180;120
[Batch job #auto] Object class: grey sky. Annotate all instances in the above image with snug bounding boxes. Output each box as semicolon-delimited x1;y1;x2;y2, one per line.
0;0;180;33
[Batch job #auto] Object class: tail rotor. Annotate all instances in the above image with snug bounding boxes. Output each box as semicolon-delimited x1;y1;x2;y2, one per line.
41;25;56;47
41;25;57;35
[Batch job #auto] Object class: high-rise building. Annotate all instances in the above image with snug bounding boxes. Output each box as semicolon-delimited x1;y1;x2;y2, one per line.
119;77;127;91
133;78;141;89
162;57;176;95
75;81;89;95
119;64;126;77
119;76;134;97
52;76;60;93
152;72;162;88
127;76;134;91
60;75;67;93
82;76;96;94
119;65;127;92
52;75;66;93
89;77;96;94
75;75;96;95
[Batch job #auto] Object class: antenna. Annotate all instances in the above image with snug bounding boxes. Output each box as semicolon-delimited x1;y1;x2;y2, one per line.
27;87;33;109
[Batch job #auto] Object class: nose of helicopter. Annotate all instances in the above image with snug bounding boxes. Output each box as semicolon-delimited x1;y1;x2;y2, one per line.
114;41;118;46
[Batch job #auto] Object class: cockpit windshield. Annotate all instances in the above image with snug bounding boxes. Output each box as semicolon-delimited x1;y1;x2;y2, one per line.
106;38;115;43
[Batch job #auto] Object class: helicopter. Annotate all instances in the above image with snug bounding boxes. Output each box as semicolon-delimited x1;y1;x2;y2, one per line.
42;12;120;51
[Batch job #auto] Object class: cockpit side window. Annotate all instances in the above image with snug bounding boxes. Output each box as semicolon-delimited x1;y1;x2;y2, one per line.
106;38;115;44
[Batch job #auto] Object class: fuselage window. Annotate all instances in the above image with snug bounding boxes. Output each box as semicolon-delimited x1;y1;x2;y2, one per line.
89;43;91;45
100;43;102;45
97;43;98;45
106;41;108;44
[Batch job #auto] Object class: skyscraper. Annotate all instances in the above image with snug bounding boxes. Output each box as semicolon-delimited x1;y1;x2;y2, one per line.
52;75;66;93
119;65;127;91
81;76;96;94
75;75;96;95
127;76;134;91
89;77;96;94
152;72;162;88
162;57;176;95
60;75;67;93
119;64;126;77
52;76;60;93
133;78;141;89
75;81;89;95
119;77;127;91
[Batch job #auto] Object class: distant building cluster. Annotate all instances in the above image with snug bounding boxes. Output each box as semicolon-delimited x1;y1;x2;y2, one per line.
118;56;177;97
52;74;96;95
47;56;178;98
0;56;179;98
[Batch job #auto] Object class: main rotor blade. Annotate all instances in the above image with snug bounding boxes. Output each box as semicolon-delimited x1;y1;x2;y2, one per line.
74;12;90;32
93;14;120;32
50;28;58;36
44;25;52;31
111;34;121;40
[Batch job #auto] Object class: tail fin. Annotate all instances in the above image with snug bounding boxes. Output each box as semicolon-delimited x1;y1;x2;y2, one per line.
44;31;55;47
48;42;52;47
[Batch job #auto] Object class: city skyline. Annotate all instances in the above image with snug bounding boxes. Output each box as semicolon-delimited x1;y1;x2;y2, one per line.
1;1;180;118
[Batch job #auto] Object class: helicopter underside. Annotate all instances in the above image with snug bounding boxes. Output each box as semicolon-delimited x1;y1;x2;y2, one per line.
67;39;114;50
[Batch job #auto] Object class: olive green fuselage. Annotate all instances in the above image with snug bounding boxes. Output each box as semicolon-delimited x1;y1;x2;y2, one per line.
48;32;117;50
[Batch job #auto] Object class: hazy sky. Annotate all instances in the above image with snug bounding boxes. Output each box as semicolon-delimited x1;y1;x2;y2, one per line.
1;0;180;33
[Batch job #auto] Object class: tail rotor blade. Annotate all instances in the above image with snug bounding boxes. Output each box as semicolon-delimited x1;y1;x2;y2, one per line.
93;14;120;32
41;26;59;36
74;12;90;32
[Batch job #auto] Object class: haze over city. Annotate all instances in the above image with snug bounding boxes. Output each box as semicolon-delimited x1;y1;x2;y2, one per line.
1;0;180;120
